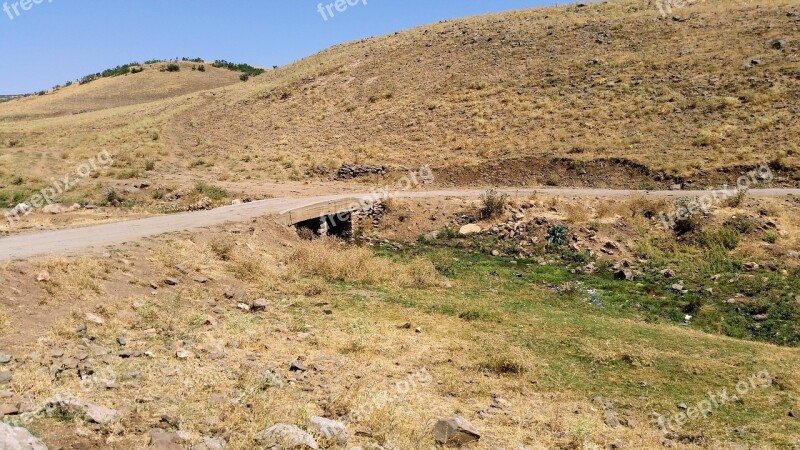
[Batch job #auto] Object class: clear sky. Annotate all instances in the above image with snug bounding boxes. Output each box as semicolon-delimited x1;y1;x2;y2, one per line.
0;0;557;94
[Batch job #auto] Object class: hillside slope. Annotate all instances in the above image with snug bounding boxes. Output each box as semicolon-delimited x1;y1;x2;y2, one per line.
170;0;800;184
0;0;798;206
0;61;242;121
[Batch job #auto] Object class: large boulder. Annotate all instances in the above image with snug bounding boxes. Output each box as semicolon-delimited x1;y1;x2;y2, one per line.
433;416;480;446
0;422;48;450
254;424;319;449
458;224;482;236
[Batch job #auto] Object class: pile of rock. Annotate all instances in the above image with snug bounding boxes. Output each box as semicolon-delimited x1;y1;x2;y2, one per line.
188;196;211;211
335;164;388;180
354;201;388;230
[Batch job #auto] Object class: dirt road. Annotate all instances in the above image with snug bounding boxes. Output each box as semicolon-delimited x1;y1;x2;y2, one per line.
1;188;797;261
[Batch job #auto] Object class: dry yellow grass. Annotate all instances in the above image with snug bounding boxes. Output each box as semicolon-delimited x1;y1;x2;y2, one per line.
288;237;441;287
0;0;797;204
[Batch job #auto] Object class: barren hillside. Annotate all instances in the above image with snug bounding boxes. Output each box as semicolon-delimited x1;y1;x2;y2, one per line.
0;0;798;207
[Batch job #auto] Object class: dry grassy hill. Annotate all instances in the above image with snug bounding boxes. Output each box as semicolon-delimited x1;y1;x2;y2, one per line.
0;0;798;206
0;61;242;121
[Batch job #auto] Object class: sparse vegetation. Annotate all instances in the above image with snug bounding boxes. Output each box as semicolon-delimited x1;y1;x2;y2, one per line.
478;189;508;219
212;60;265;77
195;182;228;200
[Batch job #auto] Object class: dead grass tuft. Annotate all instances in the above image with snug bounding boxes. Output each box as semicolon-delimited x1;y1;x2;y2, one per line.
288;238;440;287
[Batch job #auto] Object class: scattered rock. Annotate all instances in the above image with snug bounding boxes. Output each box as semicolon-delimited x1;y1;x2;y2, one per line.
42;204;64;215
661;269;675;278
0;422;48;449
768;38;786;50
224;288;246;301
604;410;620;428
194;275;209;284
36;270;51;282
175;265;190;275
0;355;11;364
433;416;480;446
615;269;634;281
47;397;122;425
192;437;226;450
308;416;349;444
354;426;372;437
744;262;759;271
254;424;319;449
0;371;11;384
116;337;127;346
85;313;105;325
251;299;269;312
290;360;307;372
459;224;482;236
148;429;183;450
176;349;195;360
164;278;179;286
490;397;512;410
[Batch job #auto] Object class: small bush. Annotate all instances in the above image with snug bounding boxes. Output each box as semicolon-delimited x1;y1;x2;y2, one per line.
724;216;753;234
188;159;206;168
546;224;569;249
115;169;138;180
144;159;156;171
700;226;741;250
198;65;205;72
239;74;250;82
164;64;180;72
195;182;228;201
725;188;748;208
479;189;508;220
101;188;122;207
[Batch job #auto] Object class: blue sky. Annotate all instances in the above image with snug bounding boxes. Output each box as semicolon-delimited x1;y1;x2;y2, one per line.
0;0;557;94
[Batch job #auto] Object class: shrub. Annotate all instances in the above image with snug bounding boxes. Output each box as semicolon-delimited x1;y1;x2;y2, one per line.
211;60;265;77
144;159;156;171
724;216;753;234
164;64;180;72
479;189;508;219
700;226;741;250
198;65;206;72
725;188;748;208
671;198;702;235
763;232;778;244
101;188;121;207
546;224;569;249
239;74;250;82
115;169;138;180
195;182;228;200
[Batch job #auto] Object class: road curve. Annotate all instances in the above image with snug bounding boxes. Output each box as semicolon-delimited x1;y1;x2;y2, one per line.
1;188;797;261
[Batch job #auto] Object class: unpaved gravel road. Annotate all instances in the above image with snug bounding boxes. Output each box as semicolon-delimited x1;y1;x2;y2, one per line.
1;188;797;261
